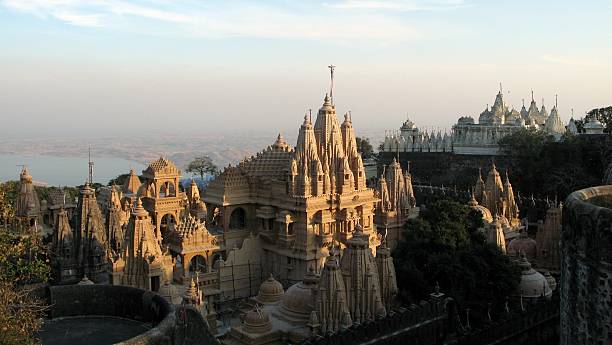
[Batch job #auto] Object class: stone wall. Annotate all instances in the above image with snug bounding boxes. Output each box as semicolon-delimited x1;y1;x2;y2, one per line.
300;294;560;345
301;297;452;345
561;185;612;345
378;152;510;189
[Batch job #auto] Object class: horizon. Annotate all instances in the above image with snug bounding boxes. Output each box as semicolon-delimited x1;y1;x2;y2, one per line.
1;0;611;137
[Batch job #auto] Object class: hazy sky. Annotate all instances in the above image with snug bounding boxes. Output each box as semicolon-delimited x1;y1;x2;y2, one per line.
1;0;611;137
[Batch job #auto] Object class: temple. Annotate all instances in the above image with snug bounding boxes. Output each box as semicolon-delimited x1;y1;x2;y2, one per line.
374;158;418;249
382;88;570;156
467;163;522;251
202;94;381;284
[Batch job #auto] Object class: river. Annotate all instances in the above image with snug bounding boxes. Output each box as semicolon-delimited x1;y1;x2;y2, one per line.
0;154;145;186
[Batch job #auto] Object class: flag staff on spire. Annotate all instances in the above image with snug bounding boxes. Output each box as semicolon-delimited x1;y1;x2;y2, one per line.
328;64;336;106
88;146;94;185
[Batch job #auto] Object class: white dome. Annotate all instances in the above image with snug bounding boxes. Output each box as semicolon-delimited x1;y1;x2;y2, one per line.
517;255;552;299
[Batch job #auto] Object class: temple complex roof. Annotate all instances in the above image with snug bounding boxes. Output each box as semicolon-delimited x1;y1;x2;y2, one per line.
142;156;180;178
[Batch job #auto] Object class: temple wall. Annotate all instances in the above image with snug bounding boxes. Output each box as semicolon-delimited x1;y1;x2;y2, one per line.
378;152;511;189
217;234;264;300
561;185;612;345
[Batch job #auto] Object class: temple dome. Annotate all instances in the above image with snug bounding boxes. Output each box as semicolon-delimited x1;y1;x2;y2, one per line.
279;274;316;323
517;254;552;299
255;274;284;304
507;231;537;261
243;307;273;334
468;194;493;223
78;276;94;285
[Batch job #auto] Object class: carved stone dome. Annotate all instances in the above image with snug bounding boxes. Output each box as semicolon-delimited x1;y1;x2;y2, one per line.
468;195;493;223
517;254;552;299
243;307;272;334
507;231;537;261
77;275;94;285
279;277;316;323
255;274;284;304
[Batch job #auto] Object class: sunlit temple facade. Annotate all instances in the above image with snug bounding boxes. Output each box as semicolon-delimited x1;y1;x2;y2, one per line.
202;94;382;284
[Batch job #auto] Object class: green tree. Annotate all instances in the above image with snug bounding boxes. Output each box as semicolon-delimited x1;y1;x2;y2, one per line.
108;173;130;186
393;200;520;325
356;137;374;159
186;155;218;180
498;127;605;199
0;183;50;345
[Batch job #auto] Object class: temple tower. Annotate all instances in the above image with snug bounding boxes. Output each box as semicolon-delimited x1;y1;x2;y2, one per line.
14;167;41;227
114;198;173;292
73;183;109;283
339;224;386;323
139;157;186;240
314;254;351;333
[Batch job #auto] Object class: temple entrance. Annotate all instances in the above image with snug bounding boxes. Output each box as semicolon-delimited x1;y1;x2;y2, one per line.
160;213;176;241
189;255;207;274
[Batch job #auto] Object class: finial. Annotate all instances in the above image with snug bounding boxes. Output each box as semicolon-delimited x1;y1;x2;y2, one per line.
522;98;525;107
555;94;558;108
499;82;502;93
88;145;94;185
531;89;534;101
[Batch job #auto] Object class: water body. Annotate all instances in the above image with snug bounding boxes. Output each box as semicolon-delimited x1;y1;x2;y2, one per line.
0;154;145;187
38;316;150;345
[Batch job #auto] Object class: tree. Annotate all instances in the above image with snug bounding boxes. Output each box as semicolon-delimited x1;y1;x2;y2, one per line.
498;127;605;199
0;182;50;345
393;199;520;326
108;173;130;186
356;137;374;159
186;155;218;180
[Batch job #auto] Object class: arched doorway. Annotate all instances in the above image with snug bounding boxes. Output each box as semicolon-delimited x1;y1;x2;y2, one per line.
189;255;207;274
159;181;176;197
229;207;246;229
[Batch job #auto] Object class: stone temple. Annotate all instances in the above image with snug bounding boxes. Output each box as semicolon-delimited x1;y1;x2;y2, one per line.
202;94;383;284
382;88;569;156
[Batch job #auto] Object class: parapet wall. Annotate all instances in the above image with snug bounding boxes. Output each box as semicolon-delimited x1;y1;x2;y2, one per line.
561;185;612;345
301;297;451;345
